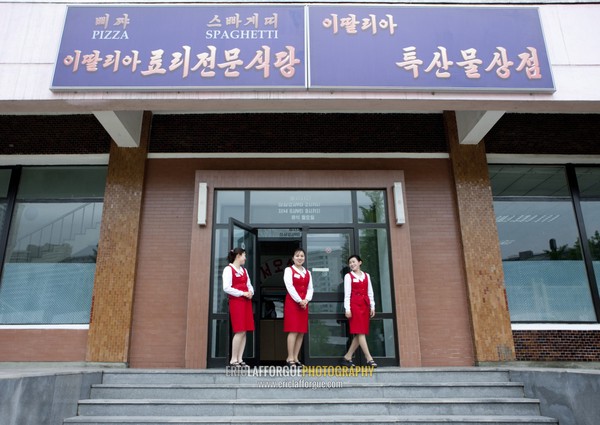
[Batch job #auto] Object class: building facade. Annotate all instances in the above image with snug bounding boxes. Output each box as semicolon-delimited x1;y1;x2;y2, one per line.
0;0;599;368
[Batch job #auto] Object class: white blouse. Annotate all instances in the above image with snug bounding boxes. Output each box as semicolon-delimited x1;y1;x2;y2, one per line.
283;265;314;303
343;271;375;313
222;264;254;297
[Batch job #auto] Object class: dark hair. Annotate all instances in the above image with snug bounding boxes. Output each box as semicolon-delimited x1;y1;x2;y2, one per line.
347;254;362;264
293;247;306;256
227;247;246;264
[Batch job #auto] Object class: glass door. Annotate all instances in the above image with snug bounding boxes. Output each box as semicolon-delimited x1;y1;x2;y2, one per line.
229;218;259;366
303;229;353;365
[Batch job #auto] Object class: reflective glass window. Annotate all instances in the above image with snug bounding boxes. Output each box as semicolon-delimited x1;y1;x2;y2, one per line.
250;191;352;224
0;169;11;198
212;228;229;314
576;167;600;300
309;319;348;358
0;167;106;324
359;228;392;313
215;191;244;224
491;165;595;322
307;232;351;294
357;190;387;223
0;169;12;242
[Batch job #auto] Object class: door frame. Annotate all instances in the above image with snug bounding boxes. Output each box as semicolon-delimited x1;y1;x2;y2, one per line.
210;218;400;367
188;170;420;369
228;218;260;366
302;227;355;366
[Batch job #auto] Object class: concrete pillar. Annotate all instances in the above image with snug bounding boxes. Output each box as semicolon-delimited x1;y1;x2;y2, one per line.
86;111;151;363
444;111;516;363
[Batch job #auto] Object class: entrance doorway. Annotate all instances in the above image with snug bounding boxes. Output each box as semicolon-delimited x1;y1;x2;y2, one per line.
257;237;300;366
208;190;398;368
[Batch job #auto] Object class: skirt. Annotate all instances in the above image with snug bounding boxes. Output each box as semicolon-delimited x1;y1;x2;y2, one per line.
229;296;255;333
283;294;309;333
349;296;370;335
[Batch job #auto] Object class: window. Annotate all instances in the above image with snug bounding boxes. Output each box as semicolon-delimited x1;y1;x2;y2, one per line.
576;167;600;302
490;165;599;323
0;166;107;325
208;189;397;366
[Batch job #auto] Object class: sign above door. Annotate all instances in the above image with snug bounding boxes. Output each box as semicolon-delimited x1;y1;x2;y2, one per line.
51;4;555;93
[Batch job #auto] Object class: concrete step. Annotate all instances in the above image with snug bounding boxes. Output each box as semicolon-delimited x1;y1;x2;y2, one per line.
90;382;525;400
64;414;559;425
100;368;512;385
76;398;542;417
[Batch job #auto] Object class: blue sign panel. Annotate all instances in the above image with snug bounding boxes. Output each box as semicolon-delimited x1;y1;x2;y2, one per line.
51;5;306;90
52;5;555;93
308;6;555;92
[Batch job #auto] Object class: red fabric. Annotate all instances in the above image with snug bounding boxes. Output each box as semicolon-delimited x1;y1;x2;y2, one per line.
348;273;371;335
283;268;310;333
228;266;254;333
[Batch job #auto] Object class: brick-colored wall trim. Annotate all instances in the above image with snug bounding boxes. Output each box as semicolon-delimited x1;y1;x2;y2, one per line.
445;111;515;363
0;329;87;361
86;112;150;363
129;158;473;369
514;330;600;362
187;169;421;368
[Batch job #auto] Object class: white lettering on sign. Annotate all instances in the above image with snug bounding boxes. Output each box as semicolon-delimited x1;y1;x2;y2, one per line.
205;29;279;40
92;30;129;40
275;198;322;222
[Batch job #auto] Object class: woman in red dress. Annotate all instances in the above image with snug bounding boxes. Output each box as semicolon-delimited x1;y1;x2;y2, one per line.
222;247;254;367
283;248;313;367
341;254;377;368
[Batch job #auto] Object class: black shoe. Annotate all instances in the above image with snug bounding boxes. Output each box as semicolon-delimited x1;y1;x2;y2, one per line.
340;357;354;367
295;361;304;367
286;361;296;368
366;360;378;368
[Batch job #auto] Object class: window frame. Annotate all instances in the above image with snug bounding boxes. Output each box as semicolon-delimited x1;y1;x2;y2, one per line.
0;165;107;326
491;163;600;323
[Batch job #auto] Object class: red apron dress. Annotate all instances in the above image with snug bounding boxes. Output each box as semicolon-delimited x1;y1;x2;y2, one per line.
348;273;371;335
228;265;255;333
283;267;311;333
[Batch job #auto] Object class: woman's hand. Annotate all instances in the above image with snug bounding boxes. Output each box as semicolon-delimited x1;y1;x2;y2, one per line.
345;311;352;319
299;299;308;309
370;309;375;318
243;291;253;299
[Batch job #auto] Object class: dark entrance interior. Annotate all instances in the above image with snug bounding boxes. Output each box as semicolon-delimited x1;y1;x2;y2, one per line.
258;239;301;365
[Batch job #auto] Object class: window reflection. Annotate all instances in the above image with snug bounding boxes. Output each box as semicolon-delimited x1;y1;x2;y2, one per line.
359;229;392;313
494;200;595;322
250;191;352;224
215;191;244;224
0;166;106;325
307;232;350;294
212;229;229;314
309;319;348;358
357;190;387;224
491;165;596;322
366;319;396;358
211;188;396;364
576;167;600;301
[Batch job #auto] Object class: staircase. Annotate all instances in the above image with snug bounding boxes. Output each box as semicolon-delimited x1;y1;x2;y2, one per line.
63;368;559;425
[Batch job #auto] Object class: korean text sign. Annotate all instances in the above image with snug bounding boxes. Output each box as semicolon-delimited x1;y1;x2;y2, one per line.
51;5;554;92
52;5;306;90
308;5;554;92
